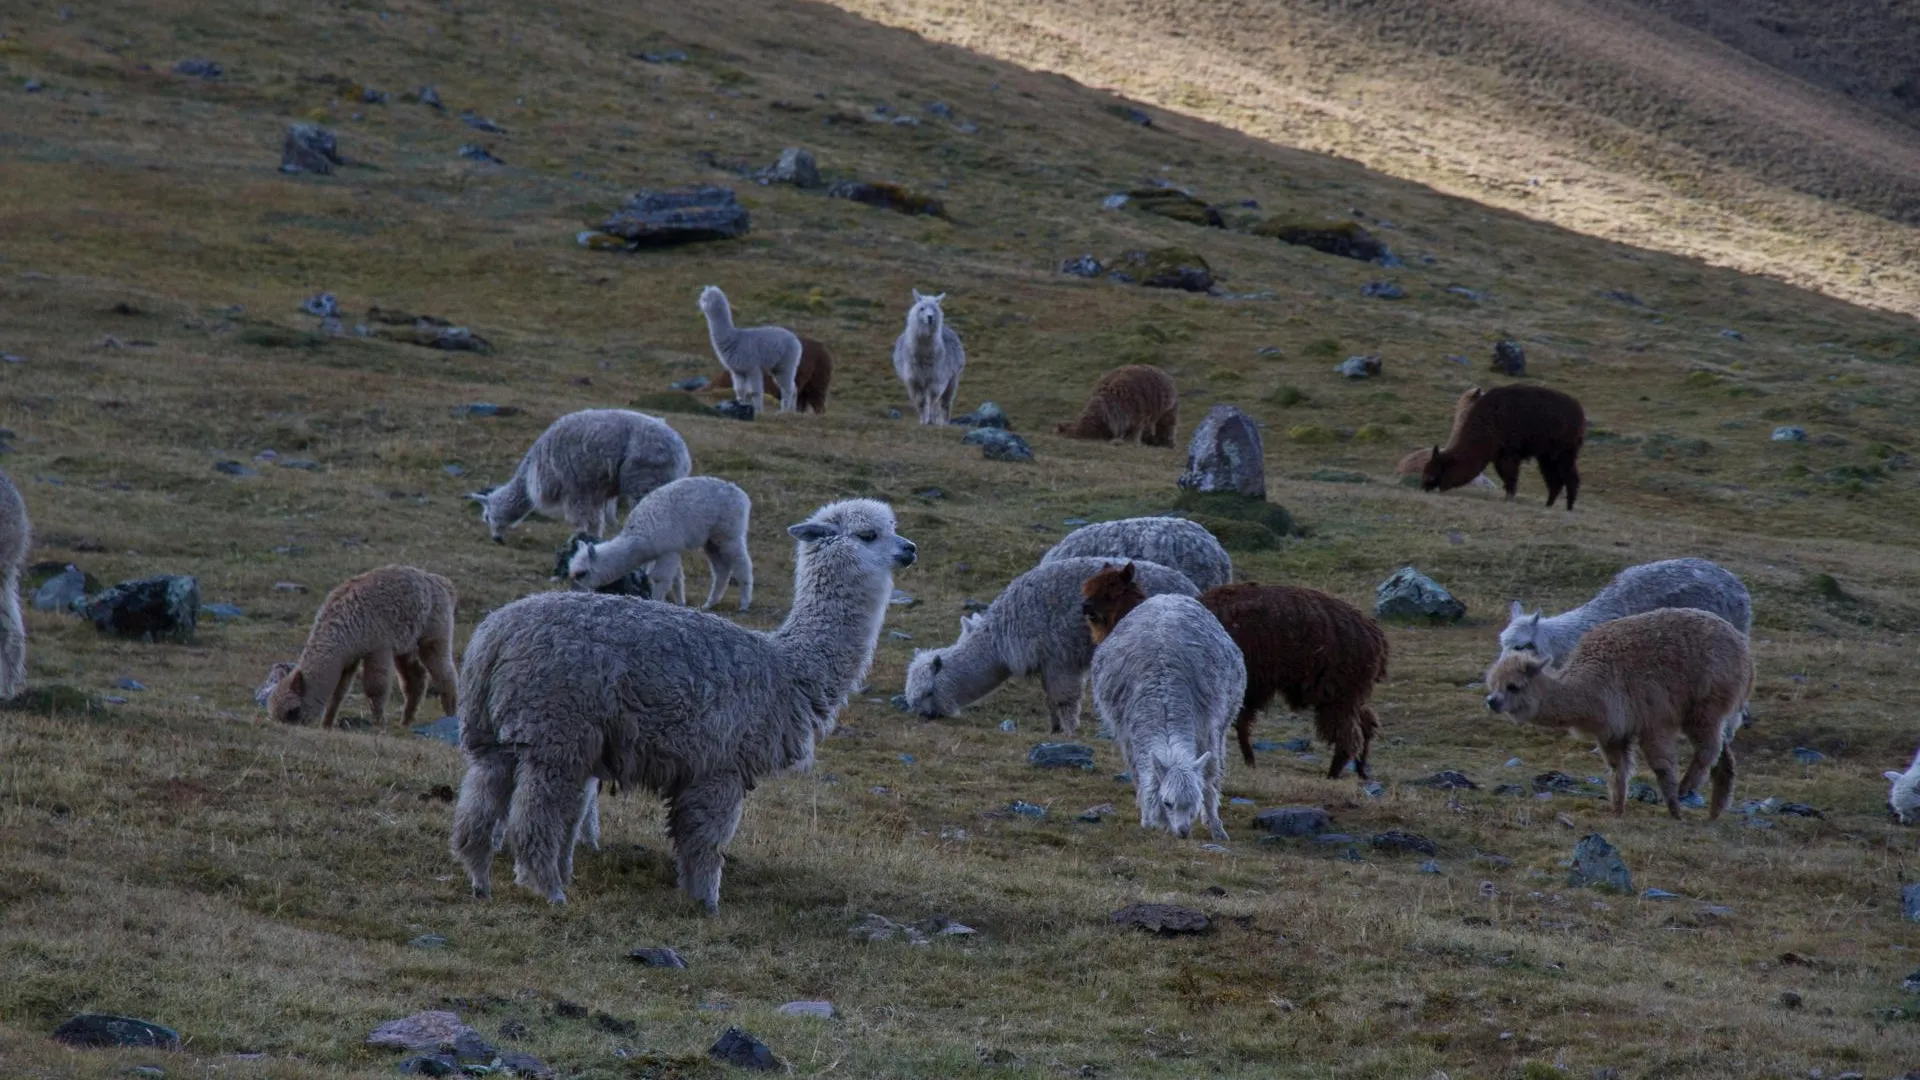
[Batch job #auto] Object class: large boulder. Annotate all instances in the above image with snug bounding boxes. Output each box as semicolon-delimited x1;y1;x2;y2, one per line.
79;575;199;642
1374;566;1464;624
51;1014;181;1050
280;123;343;175
1252;218;1387;262
1123;188;1225;228
1107;248;1213;292
598;186;750;247
1178;405;1267;500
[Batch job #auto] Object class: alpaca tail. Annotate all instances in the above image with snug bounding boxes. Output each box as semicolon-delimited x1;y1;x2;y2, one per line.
0;565;24;699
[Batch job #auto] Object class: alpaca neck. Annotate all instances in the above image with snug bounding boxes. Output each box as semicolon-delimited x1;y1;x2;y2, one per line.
587;532;656;587
1529;673;1611;736
770;557;892;717
908;317;941;359
939;627;1014;709
492;470;534;522
1090;588;1150;644
703;299;738;348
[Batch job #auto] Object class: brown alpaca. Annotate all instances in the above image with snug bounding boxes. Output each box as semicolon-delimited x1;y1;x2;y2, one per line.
1484;608;1752;819
1395;386;1482;477
1056;364;1178;445
1421;384;1585;509
263;565;459;727
718;335;833;413
1083;566;1389;778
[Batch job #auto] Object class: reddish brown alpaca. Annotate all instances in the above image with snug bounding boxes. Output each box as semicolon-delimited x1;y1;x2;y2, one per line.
1082;565;1389;778
1056;364;1178;445
718;335;834;413
1422;384;1585;509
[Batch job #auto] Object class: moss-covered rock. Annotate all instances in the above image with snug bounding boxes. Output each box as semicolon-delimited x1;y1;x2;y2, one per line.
828;180;947;218
1107;248;1213;292
1252;218;1387;262
1286;424;1338;444
1124;188;1225;228
1172;488;1297;538
4;683;94;714
1181;514;1279;552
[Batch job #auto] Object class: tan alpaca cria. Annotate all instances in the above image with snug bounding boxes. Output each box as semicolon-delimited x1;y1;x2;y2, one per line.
265;565;459;728
1055;364;1179;445
1395;386;1481;476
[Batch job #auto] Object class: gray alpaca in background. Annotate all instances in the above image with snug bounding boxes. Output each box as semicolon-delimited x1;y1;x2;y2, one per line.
1040;516;1233;591
0;469;29;699
469;409;691;543
699;285;800;415
1092;593;1245;840
451;499;916;911
902;557;1199;734
1500;557;1752;663
568;476;754;610
891;289;966;425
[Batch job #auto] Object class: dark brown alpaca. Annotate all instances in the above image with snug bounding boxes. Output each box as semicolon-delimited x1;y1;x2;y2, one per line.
718;335;834;413
1421;384;1585;509
1056;364;1178;446
1082;566;1389;779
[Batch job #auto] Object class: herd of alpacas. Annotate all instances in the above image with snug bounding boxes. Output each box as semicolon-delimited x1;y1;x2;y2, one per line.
3;284;1915;914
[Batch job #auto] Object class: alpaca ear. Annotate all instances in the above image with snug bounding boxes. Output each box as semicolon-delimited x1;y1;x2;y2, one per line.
934;292;946;303
287;669;306;695
466;490;492;504
912;288;926;301
1520;656;1546;676
1431;444;1441;457
1888;771;1905;782
1509;600;1524;620
788;521;836;543
930;655;943;674
1117;561;1136;584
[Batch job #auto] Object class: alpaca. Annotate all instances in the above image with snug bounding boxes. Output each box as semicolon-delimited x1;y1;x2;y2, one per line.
902;557;1198;735
1396;386;1484;482
1500;558;1752;666
891;290;966;425
470;409;691;543
1422;384;1586;509
699;285;801;415
1886;746;1920;824
0;469;29;699
1082;566;1389;776
718;335;834;414
1055;364;1179;446
450;499;915;911
1040;516;1233;591
264;565;459;727
1090;589;1244;840
1483;608;1752;818
568;476;753;611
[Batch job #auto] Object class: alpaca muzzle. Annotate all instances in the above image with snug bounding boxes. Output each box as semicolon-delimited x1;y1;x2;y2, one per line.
893;538;917;567
1485;693;1502;712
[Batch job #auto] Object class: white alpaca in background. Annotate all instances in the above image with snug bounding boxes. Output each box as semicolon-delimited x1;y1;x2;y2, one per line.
891;289;966;425
568;476;754;610
699;285;799;415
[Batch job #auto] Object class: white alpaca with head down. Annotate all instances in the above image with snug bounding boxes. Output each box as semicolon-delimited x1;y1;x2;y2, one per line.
1040;516;1233;591
699;285;801;416
451;498;915;912
1887;746;1920;824
890;289;967;425
468;409;690;543
568;476;753;610
0;469;30;699
1498;557;1751;666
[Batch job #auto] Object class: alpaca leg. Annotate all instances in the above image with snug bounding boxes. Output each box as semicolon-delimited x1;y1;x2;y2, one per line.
1234;707;1259;767
321;660;359;728
698;542;729;610
719;537;753;611
1642;732;1683;819
1315;704;1358;779
1708;743;1737;819
395;653;428;724
360;650;395;725
420;634;459;717
505;746;588;904
1539;455;1565;508
1149;410;1177;448
666;772;747;914
0;568;24;699
1562;456;1580;511
651;550;685;605
938;375;960;425
1677;727;1725;805
1354;705;1381;781
1041;665;1083;736
776;355;799;413
1205;752;1229;841
1601;740;1633;815
451;748;517;899
573;776;601;853
1493;453;1523;500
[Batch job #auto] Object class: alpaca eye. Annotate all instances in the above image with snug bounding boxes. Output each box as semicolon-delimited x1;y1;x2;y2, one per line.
856;529;878;541
1507;683;1521;693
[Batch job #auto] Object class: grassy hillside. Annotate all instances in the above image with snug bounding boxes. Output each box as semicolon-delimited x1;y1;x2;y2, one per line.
3;0;1920;1076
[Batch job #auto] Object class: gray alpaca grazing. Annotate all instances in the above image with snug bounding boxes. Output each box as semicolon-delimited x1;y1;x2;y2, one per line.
1040;516;1233;591
0;469;30;699
568;476;754;610
1500;557;1752;664
902;557;1199;734
451;498;916;912
470;409;691;542
1092;593;1245;840
699;285;800;415
891;289;966;425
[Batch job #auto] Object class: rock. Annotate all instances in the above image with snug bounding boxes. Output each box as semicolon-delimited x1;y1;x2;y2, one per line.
709;1027;779;1070
1276;737;1312;752
1101;194;1131;210
1641;888;1680;901
634;50;688;64
1177;404;1267;500
173;58;223;79
1059;255;1103;278
1678;791;1707;809
459;110;505;133
1792;746;1827;765
849;913;930;945
1534;771;1582;794
32;565;92;611
113;678;146;691
1491;340;1526;375
1123;187;1225;228
1108;104;1153;126
1110;903;1209;935
411;716;461;746
1252;218;1387;262
366;309;493;354
757;147;819;188
775;1000;834;1019
1779;990;1802;1009
598;186;750;247
1778;802;1823;818
1370;830;1437;856
889;589;916;607
1008;800;1046;819
1375;566;1464;624
367;1011;483;1053
407;933;447;949
953;401;1011;429
715;400;755;421
1720;328;1745;341
1360;281;1405;300
460;403;520;417
1028;743;1095;770
1568;834;1633;892
1903;882;1920;922
630;946;688;968
24;78;44;93
1413;770;1479;790
1255;806;1332;836
415;85;444;109
669;376;710;391
1419;860;1442;874
1107;248;1213;292
80;576;199;642
1772;426;1808;442
1335;355;1382;379
498;1052;553;1078
963;428;1033;462
1361;781;1387;798
51;1015;181;1050
302;292;339;318
398;1055;457;1076
827;180;946;217
213;460;256;477
280;123;342;175
458;144;504;164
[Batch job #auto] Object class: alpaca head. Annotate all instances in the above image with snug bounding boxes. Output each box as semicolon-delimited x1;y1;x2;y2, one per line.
1886;747;1920;824
264;664;319;724
786;497;916;592
255;661;295;708
1081;561;1147;645
566;535;606;590
904;613;983;718
466;486;521;544
1419;445;1451;492
1151;748;1212;839
1497;600;1547;657
907;289;946;336
698;284;729;318
1483;650;1551;724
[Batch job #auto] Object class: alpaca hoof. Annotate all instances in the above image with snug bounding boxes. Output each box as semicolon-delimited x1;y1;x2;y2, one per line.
471;885;491;900
1209;824;1229;842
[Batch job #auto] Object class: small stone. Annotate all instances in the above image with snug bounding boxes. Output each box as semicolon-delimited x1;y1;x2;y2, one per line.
497;1051;553;1078
1110;903;1208;935
1535;770;1582;794
709;1027;779;1071
1778;802;1823;818
213;460;256;477
962;427;1033;462
398;1055;458;1076
1256;345;1283;357
887;630;912;640
1110;105;1153;127
1028;743;1095;770
669;375;710;392
1059;254;1103;278
1361;781;1386;798
411;716;461;746
1780;990;1802;1009
630;946;688;968
1412;769;1479;790
1490;339;1526;375
1335;355;1383;379
1418;860;1442;874
112;677;146;691
23;78;44;93
301;292;339;318
775;1001;834;1019
1360;281;1406;300
1177;404;1267;500
459;110;505;133
1370;830;1437;856
899;753;916;764
51;1015;181;1050
280;123;343;175
1772;426;1808;442
460;403;521;417
407;933;446;949
173;58;223;79
1229;796;1256;806
1678;791;1707;809
890;589;916;606
1641;888;1680;901
1792;747;1827;765
758;147;820;188
1008;800;1046;819
1904;882;1920;922
1375;566;1465;624
1254;806;1332;836
367;1011;481;1053
458;144;504;164
202;602;243;620
273;581;306;592
956;401;1011;430
1720;328;1745;341
1278;737;1312;752
714;399;755;421
998;719;1016;732
849;913;929;945
1568;834;1633;892
889;694;910;712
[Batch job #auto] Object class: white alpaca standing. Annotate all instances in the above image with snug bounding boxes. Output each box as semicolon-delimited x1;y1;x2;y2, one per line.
470;409;690;542
568;476;754;611
451;499;915;911
891;289;966;425
1886;747;1920;824
0;469;30;699
699;285;800;415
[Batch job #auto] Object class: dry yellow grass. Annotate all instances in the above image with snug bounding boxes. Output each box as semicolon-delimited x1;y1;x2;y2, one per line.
2;0;1920;1077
